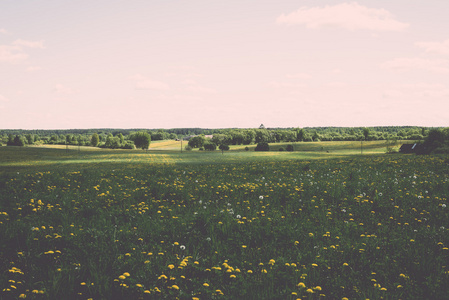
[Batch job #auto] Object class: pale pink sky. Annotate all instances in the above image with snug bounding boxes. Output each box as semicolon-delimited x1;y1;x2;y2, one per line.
1;1;448;129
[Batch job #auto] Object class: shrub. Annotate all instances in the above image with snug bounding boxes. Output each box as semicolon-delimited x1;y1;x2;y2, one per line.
286;145;294;151
279;147;284;151
184;145;192;151
122;140;135;149
245;146;249;151
255;142;269;151
204;142;217;151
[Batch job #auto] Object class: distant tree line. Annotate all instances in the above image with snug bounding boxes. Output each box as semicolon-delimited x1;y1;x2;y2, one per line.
0;126;437;149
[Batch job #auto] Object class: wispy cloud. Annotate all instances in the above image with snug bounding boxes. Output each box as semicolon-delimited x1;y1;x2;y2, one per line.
327;81;348;88
0;94;10;102
26;66;41;72
130;74;170;90
0;39;45;63
186;85;216;94
54;84;75;94
0;45;28;63
12;39;45;49
415;39;449;55
182;79;216;94
269;81;307;88
286;73;312;79
381;57;449;73
0;28;9;35
277;2;409;32
383;83;449;99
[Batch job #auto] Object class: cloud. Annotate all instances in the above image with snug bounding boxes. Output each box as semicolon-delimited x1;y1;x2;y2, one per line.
130;74;170;90
286;73;312;79
0;28;9;35
26;66;41;72
182;79;216;94
0;39;45;63
415;39;449;55
0;45;28;63
381;57;449;73
0;94;10;102
383;83;449;99
12;39;45;49
276;2;409;32
269;81;307;88
186;85;216;94
327;82;347;88
54;84;75;94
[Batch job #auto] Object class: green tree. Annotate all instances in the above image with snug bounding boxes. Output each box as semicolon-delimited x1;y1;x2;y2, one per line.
204;142;217;151
255;142;269;151
117;133;124;144
188;135;206;148
131;131;151;150
91;133;100;147
219;144;230;154
25;134;34;145
363;128;370;141
13;135;25;146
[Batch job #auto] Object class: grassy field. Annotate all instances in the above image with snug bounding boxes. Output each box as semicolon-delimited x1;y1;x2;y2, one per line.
0;140;397;175
1;142;448;299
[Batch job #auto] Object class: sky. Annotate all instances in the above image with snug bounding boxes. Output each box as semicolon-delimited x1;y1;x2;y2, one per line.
1;0;448;129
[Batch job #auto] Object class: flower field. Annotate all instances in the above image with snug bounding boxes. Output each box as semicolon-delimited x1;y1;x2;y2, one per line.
1;153;449;299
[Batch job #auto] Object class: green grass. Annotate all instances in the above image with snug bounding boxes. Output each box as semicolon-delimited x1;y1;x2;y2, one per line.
1;143;447;299
0;140;396;175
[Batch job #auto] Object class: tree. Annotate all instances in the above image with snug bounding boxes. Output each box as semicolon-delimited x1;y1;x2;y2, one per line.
26;134;34;145
219;144;230;154
117;133;124;144
204;142;217;151
13;135;25;146
385;136;399;153
131;131;151;150
255;142;269;151
91;133;100;147
363;128;370;141
7;134;14;146
188;135;205;148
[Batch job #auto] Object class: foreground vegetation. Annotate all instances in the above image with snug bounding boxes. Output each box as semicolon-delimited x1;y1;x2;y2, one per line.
1;146;448;299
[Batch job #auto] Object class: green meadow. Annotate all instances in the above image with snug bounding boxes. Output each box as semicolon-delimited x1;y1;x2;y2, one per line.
1;142;448;299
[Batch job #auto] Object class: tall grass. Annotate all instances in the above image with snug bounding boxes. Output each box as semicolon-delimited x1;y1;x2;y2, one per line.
1;151;448;299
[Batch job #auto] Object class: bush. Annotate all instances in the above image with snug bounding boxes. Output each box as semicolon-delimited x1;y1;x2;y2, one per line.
122;141;135;149
279;147;284;151
286;145;294;151
219;144;230;153
204;142;217;151
185;145;192;151
199;147;204;151
245;146;249;151
255;142;269;151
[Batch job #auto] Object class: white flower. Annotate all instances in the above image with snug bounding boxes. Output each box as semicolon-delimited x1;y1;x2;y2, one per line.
442;204;447;208
259;196;264;200
180;245;185;250
236;215;241;219
206;237;211;241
